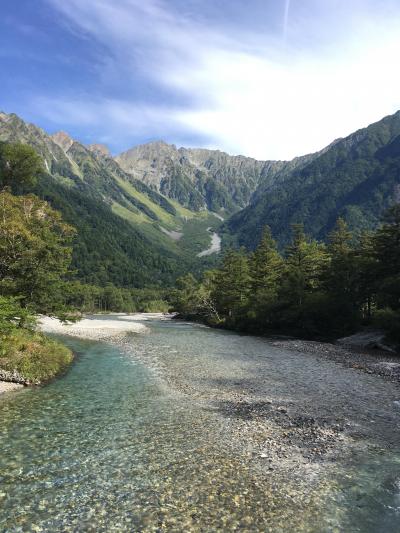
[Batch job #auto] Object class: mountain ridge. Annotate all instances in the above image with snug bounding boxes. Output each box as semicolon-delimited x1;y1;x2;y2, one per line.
1;108;400;264
115;139;316;213
226;110;400;248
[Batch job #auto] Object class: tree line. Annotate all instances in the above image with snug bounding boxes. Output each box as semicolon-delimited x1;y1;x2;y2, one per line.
172;210;400;344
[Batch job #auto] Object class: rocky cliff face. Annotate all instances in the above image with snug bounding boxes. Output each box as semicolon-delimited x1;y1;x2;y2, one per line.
87;143;111;157
3;108;398;255
51;131;74;152
115;135;321;213
115;141;310;212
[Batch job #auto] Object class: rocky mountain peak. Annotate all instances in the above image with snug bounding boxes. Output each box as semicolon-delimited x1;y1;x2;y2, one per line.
118;140;177;161
87;143;111;157
51;131;74;152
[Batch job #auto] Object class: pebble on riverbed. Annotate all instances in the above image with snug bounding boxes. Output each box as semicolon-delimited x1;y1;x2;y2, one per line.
271;339;400;383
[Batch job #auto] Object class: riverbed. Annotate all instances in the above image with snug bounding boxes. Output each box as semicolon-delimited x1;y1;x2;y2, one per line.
1;315;400;531
197;228;221;257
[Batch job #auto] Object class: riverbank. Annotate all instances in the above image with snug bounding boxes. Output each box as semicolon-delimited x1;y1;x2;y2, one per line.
0;380;23;393
270;338;400;383
38;314;150;339
0;329;73;392
0;314;164;395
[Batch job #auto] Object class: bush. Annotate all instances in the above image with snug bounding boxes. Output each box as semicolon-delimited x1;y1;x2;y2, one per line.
0;329;73;384
0;296;35;336
373;308;400;344
140;299;170;313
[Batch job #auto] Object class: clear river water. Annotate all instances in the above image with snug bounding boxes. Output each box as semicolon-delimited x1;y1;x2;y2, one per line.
1;316;400;532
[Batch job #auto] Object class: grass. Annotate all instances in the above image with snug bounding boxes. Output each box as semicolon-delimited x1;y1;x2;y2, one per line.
115;176;179;228
0;329;73;384
112;201;148;225
168;199;202;219
112;201;184;255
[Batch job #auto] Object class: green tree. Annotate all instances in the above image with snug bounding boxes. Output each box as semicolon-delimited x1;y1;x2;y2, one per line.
248;226;283;327
371;204;400;314
0;143;43;191
0;296;35;336
282;224;328;306
0;190;75;315
353;231;378;320
213;249;251;324
172;273;201;317
321;219;361;333
279;224;328;333
250;226;284;291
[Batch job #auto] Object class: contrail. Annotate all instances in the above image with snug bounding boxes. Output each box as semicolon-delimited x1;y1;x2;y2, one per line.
283;0;291;42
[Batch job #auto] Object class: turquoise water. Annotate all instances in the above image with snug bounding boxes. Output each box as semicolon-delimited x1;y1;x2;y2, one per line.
1;318;400;531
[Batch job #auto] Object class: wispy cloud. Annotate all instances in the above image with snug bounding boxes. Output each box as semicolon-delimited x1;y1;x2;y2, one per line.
40;0;400;159
283;0;291;43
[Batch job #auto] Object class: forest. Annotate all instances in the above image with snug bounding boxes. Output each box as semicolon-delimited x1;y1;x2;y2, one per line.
173;211;400;345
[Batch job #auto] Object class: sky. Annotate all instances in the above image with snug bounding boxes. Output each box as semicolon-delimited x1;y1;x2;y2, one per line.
1;0;400;160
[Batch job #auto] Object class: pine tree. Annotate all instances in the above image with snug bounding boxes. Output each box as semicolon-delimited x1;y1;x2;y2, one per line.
250;226;284;292
372;204;400;311
248;226;283;326
324;219;356;295
213;249;251;323
322;219;361;332
283;224;328;307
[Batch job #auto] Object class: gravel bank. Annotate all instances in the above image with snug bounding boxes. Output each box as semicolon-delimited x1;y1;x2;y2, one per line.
270;338;400;383
105;321;400;486
0;381;24;395
38;315;150;339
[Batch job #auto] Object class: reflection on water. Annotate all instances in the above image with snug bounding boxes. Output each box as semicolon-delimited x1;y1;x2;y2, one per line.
0;319;400;531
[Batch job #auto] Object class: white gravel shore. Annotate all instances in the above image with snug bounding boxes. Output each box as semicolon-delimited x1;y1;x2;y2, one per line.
38;315;151;340
0;381;24;394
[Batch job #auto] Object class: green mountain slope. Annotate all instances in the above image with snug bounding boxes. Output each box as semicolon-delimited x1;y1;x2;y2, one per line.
226;111;400;248
0;112;220;286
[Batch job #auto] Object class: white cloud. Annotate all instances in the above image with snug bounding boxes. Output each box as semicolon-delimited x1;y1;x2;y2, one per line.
44;0;400;159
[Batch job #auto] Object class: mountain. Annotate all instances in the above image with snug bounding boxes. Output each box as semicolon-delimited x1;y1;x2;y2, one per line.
2;109;399;283
226;111;400;248
116;141;313;213
0;112;221;287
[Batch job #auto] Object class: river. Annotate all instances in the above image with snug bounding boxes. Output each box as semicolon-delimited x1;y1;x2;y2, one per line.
1;315;400;531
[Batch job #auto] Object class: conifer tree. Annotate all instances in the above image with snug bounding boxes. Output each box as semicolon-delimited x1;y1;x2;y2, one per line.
213;249;251;323
372;204;400;311
250;226;284;292
324;219;357;295
322;218;361;332
248;226;283;326
282;224;328;307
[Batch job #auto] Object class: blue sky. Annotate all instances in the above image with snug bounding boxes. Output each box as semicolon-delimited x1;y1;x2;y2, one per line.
1;0;400;159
